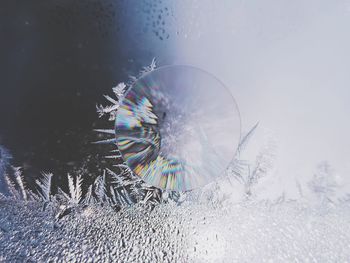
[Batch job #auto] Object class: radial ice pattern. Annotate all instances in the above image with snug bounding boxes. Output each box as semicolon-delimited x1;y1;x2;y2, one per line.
116;65;241;191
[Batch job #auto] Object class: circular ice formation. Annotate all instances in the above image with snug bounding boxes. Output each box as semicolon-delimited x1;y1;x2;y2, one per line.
115;65;241;191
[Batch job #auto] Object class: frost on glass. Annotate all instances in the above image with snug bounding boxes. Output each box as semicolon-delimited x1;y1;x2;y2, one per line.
1;61;350;262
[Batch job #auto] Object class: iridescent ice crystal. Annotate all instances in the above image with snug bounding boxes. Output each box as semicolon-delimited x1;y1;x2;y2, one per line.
115;65;241;191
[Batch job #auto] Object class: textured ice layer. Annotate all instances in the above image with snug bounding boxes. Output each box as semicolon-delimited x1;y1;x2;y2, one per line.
116;65;241;191
1;199;350;262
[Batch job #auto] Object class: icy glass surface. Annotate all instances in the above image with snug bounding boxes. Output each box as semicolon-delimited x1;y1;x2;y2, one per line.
115;65;241;191
1;199;350;262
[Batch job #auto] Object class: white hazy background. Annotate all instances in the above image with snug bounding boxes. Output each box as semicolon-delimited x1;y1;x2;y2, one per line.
166;0;350;197
120;0;350;198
